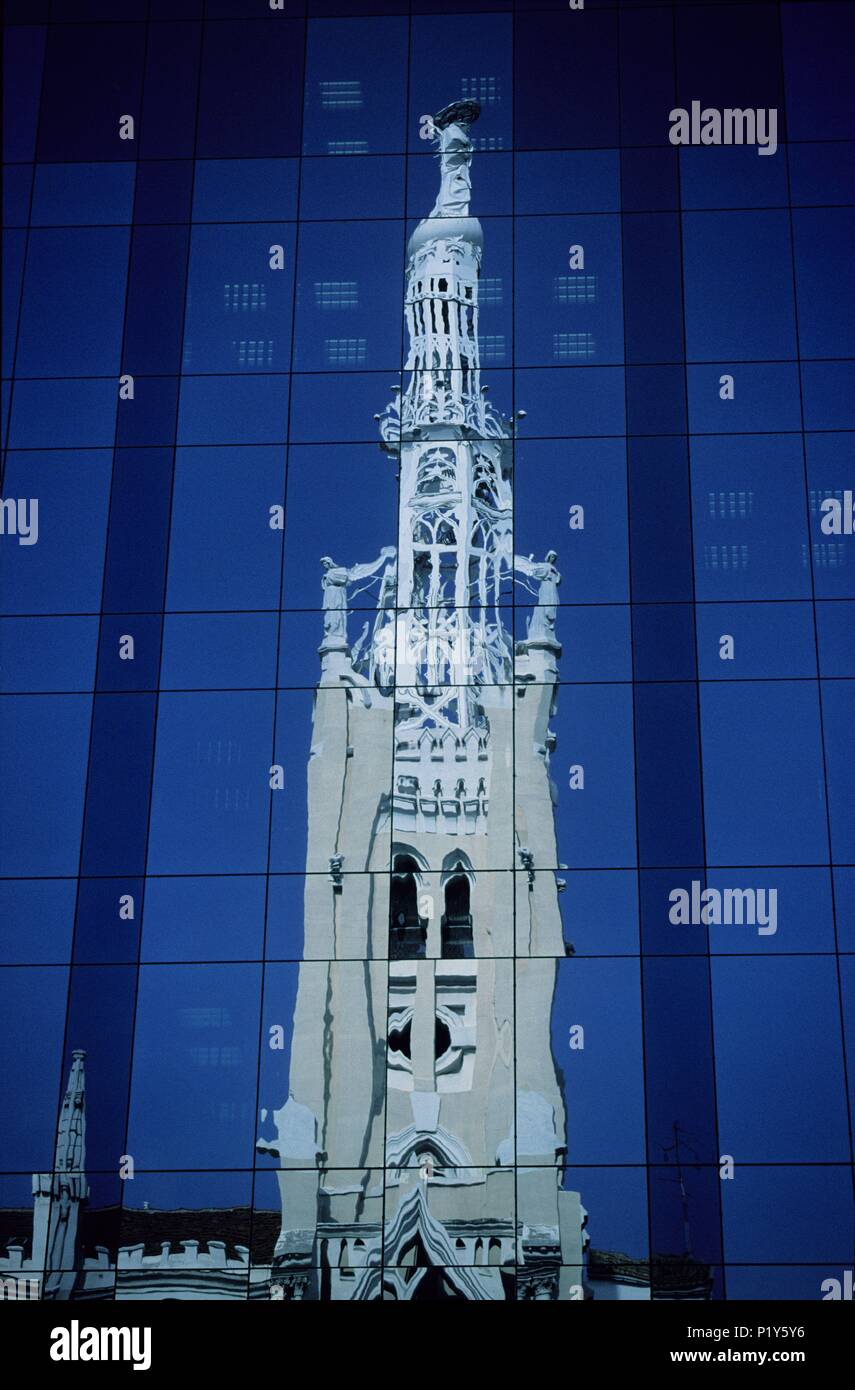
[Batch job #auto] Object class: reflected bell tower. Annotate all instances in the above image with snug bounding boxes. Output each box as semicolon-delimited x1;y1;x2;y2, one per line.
261;100;586;1301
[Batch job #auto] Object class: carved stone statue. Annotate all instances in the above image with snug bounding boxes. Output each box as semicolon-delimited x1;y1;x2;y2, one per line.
430;100;481;219
320;548;395;648
514;551;560;644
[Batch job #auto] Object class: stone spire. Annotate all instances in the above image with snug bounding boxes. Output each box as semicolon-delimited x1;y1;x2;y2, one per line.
318;96;561;830
379;99;508;447
32;1050;89;1295
55;1049;87;1178
275;94;580;1304
375;99;515;757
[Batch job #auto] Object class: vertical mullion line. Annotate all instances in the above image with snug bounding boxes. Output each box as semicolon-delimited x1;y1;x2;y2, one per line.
775;0;855;1247
0;9;51;492
249;0;310;1302
0;3;50;1240
46;0;153;1298
510;0;518;1299
615;0;654;1310
19;0;69;1293
117;1;208;1292
382;0;414;1299
670;0;727;1300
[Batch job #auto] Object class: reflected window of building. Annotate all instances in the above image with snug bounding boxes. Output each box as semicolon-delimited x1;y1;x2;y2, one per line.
441;870;473;959
390;855;427;960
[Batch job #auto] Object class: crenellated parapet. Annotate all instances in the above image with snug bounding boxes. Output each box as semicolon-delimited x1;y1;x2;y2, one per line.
116;1240;249;1272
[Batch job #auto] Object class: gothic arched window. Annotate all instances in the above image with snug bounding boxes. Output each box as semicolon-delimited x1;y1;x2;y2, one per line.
441;871;473;959
390;854;427;960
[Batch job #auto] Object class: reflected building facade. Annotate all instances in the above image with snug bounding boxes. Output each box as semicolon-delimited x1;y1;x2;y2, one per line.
1;100;585;1305
2;0;852;1308
265;100;583;1301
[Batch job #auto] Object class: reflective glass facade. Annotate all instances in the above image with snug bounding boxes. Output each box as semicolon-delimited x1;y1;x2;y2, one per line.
1;0;854;1304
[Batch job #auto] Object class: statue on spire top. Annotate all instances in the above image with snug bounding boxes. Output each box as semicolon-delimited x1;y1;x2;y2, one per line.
429;99;481;219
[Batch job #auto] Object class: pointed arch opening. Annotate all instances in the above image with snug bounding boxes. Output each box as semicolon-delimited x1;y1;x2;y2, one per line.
390;853;428;960
441;857;474;959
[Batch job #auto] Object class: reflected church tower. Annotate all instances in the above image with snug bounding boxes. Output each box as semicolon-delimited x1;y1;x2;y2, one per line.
262;101;585;1301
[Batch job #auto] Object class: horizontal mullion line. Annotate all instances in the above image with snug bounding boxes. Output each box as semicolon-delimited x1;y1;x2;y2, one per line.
6;355;855;381
3;136;855;169
4;598;855;618
1;864;852;881
1;950;852;969
6;199;855;231
3;676;855;695
6;428;855;457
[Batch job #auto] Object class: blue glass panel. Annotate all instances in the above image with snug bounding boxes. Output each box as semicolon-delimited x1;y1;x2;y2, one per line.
31;163;135;226
701;681;828;866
